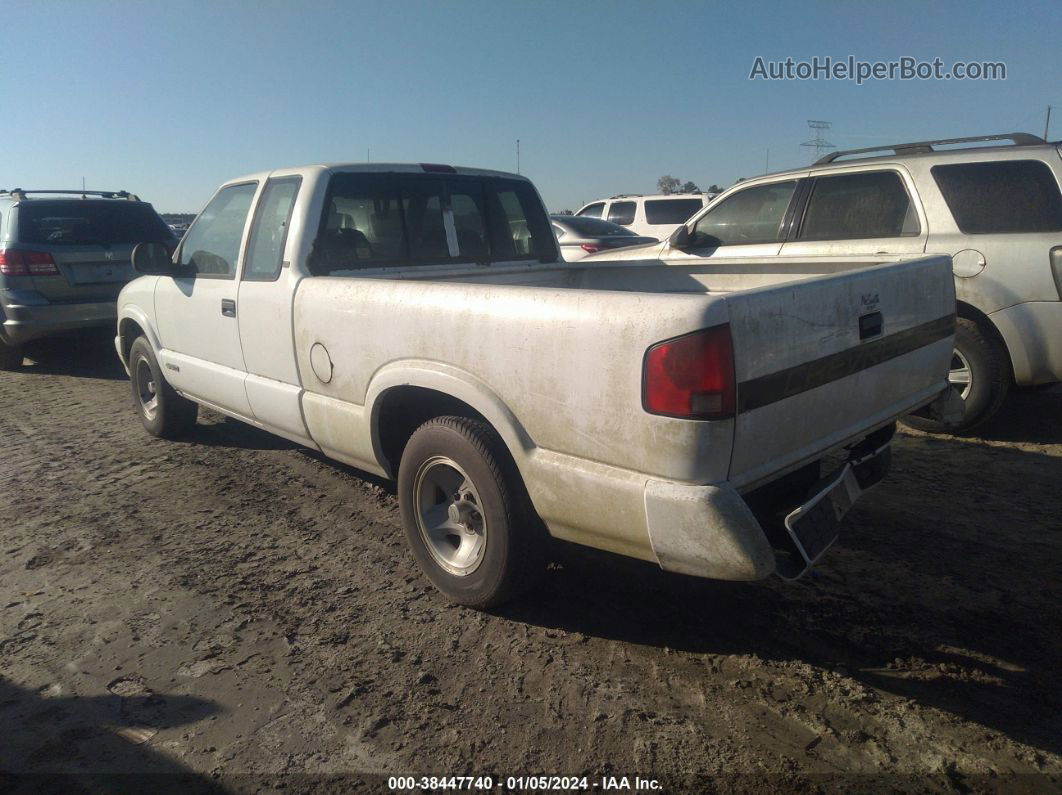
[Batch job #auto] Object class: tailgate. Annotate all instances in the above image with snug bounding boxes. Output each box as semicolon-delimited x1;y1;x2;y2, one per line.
724;255;955;489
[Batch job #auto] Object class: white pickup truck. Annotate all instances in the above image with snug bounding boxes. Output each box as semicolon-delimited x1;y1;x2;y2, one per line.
117;163;958;607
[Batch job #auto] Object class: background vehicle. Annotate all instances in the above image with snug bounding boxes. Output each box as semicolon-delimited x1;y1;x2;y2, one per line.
575;193;709;239
116;162;955;609
0;189;176;369
589;133;1062;432
550;214;657;261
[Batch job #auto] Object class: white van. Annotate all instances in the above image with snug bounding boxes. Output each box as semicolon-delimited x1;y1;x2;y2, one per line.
575;193;710;239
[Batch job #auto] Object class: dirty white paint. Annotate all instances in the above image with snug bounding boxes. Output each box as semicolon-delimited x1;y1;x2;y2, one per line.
117;162;957;580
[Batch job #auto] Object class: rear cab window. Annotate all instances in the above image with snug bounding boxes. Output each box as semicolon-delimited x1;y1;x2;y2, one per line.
932;160;1062;234
309;172;555;274
797;170;919;240
644;198;703;225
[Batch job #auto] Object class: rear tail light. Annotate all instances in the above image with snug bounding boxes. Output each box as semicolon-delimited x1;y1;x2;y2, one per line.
580;244;601;254
0;249;59;276
643;324;736;420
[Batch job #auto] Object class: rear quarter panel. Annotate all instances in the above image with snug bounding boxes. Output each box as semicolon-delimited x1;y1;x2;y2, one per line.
292;277;739;560
292;277;734;484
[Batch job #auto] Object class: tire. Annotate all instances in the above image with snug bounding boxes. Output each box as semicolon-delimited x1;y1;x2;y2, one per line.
398;416;544;608
0;341;23;370
902;317;1010;434
128;336;198;439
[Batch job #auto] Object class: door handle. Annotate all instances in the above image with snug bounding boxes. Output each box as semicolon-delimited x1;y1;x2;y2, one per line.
221;299;236;317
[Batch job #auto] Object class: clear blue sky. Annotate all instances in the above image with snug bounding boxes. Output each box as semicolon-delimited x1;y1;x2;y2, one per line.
4;0;1059;212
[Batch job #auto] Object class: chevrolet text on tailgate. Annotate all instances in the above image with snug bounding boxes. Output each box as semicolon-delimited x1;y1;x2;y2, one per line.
116;163;958;607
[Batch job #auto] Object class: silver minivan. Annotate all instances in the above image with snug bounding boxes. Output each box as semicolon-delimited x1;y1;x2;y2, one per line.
591;133;1062;432
0;189;176;368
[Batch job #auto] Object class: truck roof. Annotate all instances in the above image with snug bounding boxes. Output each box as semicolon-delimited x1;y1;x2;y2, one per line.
224;162;528;186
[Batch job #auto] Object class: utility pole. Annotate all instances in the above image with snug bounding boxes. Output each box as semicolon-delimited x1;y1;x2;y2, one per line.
800;120;836;162
1045;106;1053;140
516;139;521;175
367;148;370;163
765;149;770;174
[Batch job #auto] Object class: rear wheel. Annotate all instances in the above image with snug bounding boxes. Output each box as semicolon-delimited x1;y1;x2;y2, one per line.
0;341;23;370
129;336;197;438
398;416;543;608
903;317;1009;434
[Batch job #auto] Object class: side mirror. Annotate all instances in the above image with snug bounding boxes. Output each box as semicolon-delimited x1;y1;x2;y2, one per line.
132;242;176;275
668;225;692;249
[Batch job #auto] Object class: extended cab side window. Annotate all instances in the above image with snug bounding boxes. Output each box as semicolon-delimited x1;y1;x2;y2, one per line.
797;171;919;240
244;177;302;281
178;182;258;277
690;181;797;246
932;160;1062;234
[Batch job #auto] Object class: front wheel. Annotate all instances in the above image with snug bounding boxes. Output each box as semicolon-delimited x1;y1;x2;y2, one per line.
128;336;198;439
398;416;543;608
902;317;1010;434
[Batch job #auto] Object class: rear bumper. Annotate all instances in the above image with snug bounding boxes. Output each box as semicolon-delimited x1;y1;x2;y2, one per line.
644;427;893;581
989;301;1062;385
0;290;116;346
644;479;777;580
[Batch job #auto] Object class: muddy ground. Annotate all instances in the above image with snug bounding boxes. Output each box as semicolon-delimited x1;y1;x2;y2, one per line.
1;331;1060;793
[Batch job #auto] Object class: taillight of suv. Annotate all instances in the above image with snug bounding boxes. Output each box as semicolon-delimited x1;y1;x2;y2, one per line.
642;324;736;420
0;249;60;276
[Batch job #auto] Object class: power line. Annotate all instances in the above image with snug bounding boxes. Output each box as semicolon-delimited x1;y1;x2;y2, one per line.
800;120;836;162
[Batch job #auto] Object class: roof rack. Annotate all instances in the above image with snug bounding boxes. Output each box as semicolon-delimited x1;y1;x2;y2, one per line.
608;193;643;199
0;189;141;201
814;133;1047;165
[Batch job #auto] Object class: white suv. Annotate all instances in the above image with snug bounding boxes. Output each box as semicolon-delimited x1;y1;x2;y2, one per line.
589;133;1062;433
575;193;710;240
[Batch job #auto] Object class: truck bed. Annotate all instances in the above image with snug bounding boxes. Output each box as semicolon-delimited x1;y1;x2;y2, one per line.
297;255;953;482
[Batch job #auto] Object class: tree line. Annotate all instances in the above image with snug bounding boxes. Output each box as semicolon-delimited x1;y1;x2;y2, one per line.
656;175;723;195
